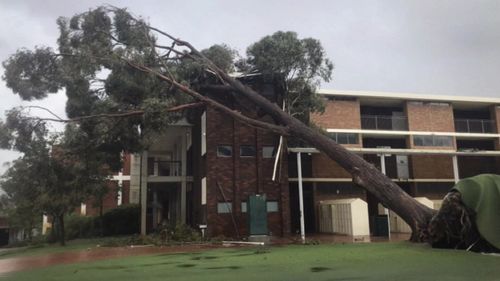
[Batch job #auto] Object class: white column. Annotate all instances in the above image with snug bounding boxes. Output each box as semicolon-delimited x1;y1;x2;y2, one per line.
452;155;460;184
141;151;148;235
117;171;123;206
380;154;391;239
180;131;187;224
296;152;306;243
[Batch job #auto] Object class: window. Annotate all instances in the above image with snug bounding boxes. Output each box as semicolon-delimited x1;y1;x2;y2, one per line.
240;145;256;157
267;201;279;212
241;201;278;213
217;145;233;157
217;202;232;213
413;135;453;147
262;146;276;158
328;133;359;144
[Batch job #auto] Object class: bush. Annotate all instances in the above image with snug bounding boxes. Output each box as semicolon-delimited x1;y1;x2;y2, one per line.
65;214;96;240
101;204;140;236
170;224;201;242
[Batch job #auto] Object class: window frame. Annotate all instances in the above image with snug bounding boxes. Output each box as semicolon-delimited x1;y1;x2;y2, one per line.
240;145;256;157
328;133;359;145
262;146;277;158
413;135;453;147
217;145;233;157
217;202;233;214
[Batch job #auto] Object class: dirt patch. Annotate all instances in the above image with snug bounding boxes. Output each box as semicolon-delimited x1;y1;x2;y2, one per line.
0;244;218;275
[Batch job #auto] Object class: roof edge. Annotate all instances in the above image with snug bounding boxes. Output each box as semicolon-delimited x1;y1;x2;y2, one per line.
318;89;500;105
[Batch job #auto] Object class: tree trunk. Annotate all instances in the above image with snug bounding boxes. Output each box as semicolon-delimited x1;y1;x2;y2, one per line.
99;200;104;237
58;214;66;246
218;73;436;240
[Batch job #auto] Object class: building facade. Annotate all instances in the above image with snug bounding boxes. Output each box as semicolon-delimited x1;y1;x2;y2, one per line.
91;89;500;238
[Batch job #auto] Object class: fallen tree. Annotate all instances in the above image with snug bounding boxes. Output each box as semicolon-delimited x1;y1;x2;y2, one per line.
3;7;497;249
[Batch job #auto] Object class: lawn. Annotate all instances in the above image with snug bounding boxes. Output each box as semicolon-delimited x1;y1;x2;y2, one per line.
4;242;500;281
0;238;120;259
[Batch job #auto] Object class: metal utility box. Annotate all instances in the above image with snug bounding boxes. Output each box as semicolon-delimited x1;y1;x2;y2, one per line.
318;198;370;237
396;155;409;179
378;197;434;233
248;194;268;235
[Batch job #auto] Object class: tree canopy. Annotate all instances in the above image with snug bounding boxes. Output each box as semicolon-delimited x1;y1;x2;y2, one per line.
1;6;441;245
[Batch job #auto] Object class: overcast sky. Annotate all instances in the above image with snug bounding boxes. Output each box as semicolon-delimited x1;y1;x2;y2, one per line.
1;0;500;175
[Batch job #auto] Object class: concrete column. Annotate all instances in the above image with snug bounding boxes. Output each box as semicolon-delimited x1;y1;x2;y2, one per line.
140;151;148;235
180;130;187;224
452;155;460;184
380;154;391;239
296;152;305;243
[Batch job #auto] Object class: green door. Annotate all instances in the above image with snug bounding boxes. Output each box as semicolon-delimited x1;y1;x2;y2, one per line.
248;194;268;235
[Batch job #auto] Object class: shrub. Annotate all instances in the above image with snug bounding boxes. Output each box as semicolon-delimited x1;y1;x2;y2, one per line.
101;204;140;236
65;214;96;240
170;224;201;242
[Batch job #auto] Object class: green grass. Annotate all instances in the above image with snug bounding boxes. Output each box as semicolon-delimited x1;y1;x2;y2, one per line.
0;238;114;259
4;242;500;281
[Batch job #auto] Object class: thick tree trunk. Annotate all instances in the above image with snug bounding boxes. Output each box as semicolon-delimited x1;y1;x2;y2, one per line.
219;73;437;240
58;214;66;246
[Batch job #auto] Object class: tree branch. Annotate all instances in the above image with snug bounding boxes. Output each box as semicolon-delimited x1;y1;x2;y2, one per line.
19;102;204;124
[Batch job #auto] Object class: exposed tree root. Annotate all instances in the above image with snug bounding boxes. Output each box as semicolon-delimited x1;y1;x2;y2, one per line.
427;191;498;253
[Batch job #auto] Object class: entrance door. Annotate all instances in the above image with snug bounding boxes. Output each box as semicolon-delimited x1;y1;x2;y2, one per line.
248;195;268;235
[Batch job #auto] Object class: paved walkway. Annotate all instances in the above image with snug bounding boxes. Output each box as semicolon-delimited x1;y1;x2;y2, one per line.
0;244;217;276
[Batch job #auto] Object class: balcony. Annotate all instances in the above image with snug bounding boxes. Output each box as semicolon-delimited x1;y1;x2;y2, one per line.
148;160;181;176
454;119;494;134
361;115;408;131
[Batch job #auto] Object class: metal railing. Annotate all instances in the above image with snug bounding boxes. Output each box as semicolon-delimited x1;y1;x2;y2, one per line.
149;161;181;176
361;115;408;131
454;119;494;134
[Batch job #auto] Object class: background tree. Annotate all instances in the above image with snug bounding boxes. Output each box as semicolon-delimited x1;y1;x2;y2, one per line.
245;31;333;121
0;158;42;241
1;6;440;244
0;109;109;245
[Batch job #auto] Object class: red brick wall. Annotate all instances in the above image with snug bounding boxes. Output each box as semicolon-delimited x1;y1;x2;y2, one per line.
410;155;454;179
84;181;120;216
205;107;289;238
406;102;455;133
122;154;131;175
406;102;456;178
121;181;130;205
311;153;351;178
311;99;361;129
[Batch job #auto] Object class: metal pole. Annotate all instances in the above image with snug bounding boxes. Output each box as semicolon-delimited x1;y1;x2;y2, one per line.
296;152;306;244
380;154;391;240
452;155;460;184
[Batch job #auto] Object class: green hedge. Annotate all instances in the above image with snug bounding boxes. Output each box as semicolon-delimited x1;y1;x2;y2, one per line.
64;204;140;240
65;214;97;240
101;204;140;236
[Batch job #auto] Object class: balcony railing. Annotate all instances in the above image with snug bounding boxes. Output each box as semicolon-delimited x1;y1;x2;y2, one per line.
148;161;181;176
361;115;408;131
454;119;494;134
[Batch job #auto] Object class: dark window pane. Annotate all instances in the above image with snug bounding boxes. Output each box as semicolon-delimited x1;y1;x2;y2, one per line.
347;134;358;144
217;145;232;157
240;145;256;157
337;133;348;144
262;146;276;158
217;202;232;213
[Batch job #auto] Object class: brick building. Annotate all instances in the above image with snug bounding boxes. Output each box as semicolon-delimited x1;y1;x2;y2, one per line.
93;88;500;239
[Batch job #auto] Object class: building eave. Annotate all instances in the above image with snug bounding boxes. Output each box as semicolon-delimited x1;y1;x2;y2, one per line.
318;89;500;106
